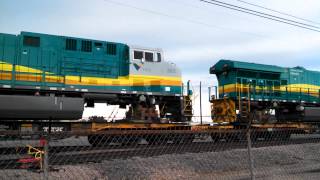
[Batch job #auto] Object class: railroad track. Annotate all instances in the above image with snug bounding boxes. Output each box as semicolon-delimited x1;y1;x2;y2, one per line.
50;136;320;165
0;135;320;169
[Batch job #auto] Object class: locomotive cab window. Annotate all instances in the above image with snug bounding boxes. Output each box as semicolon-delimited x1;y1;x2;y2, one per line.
134;51;143;60
145;52;154;62
23;36;40;47
157;53;162;62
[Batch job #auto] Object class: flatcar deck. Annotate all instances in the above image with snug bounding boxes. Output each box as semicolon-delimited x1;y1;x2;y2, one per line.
0;120;317;134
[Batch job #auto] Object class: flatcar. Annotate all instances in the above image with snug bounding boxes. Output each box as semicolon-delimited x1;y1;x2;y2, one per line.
210;59;320;123
0;31;190;122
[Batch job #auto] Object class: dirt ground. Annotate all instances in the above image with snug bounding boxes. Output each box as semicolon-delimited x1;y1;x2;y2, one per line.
1;142;320;180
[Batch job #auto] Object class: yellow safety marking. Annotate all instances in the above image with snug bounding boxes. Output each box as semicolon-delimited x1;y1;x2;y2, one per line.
21;124;32;127
0;60;182;86
91;123;184;132
0;61;52;74
0;61;13;71
219;83;320;97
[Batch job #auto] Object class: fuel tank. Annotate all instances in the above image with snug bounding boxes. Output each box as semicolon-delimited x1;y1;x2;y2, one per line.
302;107;320;122
0;95;84;120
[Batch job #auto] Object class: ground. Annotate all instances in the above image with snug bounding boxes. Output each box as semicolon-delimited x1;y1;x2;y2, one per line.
1;141;320;180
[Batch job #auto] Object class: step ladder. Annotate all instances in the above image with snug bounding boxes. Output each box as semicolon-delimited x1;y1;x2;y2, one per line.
240;98;250;122
183;95;193;121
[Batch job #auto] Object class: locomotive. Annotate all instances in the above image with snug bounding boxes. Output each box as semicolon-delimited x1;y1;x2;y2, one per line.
210;59;320;123
0;32;189;122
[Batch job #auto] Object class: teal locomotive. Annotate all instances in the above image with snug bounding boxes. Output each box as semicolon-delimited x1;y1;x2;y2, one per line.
0;31;186;121
210;59;320;123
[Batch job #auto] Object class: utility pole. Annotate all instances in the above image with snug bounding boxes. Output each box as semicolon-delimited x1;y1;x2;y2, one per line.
200;81;203;125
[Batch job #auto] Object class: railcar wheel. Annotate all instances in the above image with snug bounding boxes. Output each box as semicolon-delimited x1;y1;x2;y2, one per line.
145;134;168;145
121;135;140;146
88;134;113;147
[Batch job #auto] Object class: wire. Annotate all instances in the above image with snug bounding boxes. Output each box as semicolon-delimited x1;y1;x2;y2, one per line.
200;0;320;33
103;0;265;38
202;0;320;29
237;0;320;26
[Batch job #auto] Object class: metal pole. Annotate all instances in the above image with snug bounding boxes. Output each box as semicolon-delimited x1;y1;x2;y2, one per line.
43;119;52;180
208;87;211;102
246;85;254;180
187;80;190;96
246;128;255;180
43;137;49;180
200;81;203;125
215;86;218;99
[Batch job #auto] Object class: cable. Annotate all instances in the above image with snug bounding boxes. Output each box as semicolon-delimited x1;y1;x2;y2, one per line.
237;0;320;26
200;0;320;33
202;0;320;30
103;0;266;38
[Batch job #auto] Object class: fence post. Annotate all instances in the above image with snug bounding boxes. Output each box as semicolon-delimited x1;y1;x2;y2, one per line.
246;128;255;180
246;87;255;180
43;120;52;180
43;136;49;180
199;81;203;125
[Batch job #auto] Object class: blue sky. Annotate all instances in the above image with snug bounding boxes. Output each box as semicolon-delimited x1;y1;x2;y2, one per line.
1;0;320;120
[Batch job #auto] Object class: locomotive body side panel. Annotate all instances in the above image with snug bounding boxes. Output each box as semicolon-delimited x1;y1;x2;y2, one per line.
210;59;320;104
0;32;182;96
0;31;184;121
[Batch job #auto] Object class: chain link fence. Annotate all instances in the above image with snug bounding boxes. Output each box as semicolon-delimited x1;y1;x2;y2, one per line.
0;126;320;179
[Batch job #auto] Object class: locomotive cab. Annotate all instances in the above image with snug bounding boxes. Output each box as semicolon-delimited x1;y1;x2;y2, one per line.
126;46;186;122
130;46;163;63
